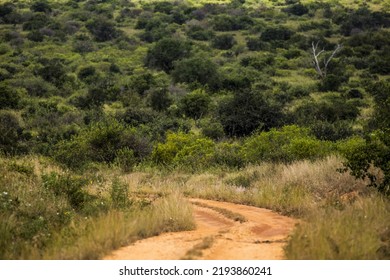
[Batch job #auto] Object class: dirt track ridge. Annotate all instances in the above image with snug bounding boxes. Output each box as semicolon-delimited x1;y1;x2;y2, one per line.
103;199;297;260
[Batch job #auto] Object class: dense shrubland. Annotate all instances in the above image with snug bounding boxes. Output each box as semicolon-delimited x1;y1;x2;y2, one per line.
1;0;389;259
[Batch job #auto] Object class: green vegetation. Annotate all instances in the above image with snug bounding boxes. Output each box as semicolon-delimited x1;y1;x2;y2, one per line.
0;0;389;260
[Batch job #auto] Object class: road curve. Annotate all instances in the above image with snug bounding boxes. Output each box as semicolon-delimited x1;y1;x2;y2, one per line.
103;198;297;260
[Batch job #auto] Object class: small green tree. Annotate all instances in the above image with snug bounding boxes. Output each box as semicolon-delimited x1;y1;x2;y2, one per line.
172;56;220;88
342;79;390;195
146;38;191;72
179;90;211;119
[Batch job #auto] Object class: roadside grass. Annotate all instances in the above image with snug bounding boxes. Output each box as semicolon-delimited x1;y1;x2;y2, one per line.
1;154;388;259
0;155;194;259
42;192;195;260
285;195;390;259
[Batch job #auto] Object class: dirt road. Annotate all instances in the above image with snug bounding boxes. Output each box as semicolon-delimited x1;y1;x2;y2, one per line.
103;199;297;260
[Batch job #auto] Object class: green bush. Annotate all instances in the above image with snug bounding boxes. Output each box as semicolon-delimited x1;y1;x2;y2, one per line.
110;179;130;209
218;90;284;137
86;16;120;42
41;172;93;212
179;90;211;119
199;118;225;140
0;111;25;155
242;125;333;163
0;83;20;109
211;34;236;50
172;56;220;88
152;132;216;169
55;119;151;169
213;142;245;168
146;38;192;72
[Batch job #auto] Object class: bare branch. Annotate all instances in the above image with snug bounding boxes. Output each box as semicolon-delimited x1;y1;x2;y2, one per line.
310;42;342;79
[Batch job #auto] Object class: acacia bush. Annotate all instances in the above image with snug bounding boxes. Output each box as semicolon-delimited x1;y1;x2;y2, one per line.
242;125;334;164
0;111;26;155
55;119;151;169
211;34;236;50
218;90;284;137
179;90;211;119
146;38;192;72
152;132;216;169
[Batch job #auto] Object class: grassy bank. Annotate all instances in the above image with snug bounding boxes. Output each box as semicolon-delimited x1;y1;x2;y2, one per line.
1;154;389;259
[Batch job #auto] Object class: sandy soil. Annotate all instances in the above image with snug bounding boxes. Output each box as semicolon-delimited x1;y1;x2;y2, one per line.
103;199;297;260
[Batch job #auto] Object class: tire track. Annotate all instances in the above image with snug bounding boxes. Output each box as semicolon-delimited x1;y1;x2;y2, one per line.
103;199;297;260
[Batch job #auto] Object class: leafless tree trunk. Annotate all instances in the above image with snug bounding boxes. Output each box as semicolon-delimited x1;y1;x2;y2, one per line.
311;42;342;79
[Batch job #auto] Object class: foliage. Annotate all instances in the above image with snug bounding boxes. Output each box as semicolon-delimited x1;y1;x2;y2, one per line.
211;34;236;50
86;16;120;42
0;111;26;155
146;38;192;72
0;83;20;109
242;125;333;163
179;90;211;119
55;119;151;169
172;55;220;88
218;90;284;137
152;132;216;169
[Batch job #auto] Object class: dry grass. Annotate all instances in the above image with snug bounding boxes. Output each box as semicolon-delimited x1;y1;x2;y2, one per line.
2;154;388;259
285;195;390;259
191;201;247;223
42;192;195;259
181;236;215;260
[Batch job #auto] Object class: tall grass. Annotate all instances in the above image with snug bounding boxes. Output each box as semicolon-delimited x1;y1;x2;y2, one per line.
2;154;388;259
42;192;195;260
0;155;194;259
285;195;390;259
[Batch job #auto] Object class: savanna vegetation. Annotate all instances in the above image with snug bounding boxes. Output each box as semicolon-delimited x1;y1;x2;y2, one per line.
0;0;389;260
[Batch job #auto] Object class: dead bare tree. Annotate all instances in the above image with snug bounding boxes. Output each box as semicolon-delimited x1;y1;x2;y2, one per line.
311;41;343;79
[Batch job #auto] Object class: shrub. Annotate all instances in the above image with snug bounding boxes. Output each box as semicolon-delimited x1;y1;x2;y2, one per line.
0;83;20;109
0;111;25;155
179;90;211;119
213;142;245;168
146;38;191;72
218;90;284;137
199;118;225;140
186;25;215;41
246;37;268;51
212;15;239;31
261;26;294;42
147;87;172;112
110;179;130;209
86;17;120;42
152;132;216;169
242;125;333;163
211;34;236;50
55;119;151;169
293;93;360;124
283;3;309;16
172;56;220;88
41;172;92;211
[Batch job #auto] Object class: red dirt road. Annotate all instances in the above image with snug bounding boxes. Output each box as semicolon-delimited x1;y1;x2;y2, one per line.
103;199;297;260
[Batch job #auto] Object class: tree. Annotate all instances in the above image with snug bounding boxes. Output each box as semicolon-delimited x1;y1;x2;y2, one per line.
146;38;191;72
172;56;220;88
0;83;19;109
311;41;343;79
342;79;390;195
212;34;236;50
31;1;52;13
218;90;284;137
0;111;24;154
86;17;120;42
179;90;211;119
